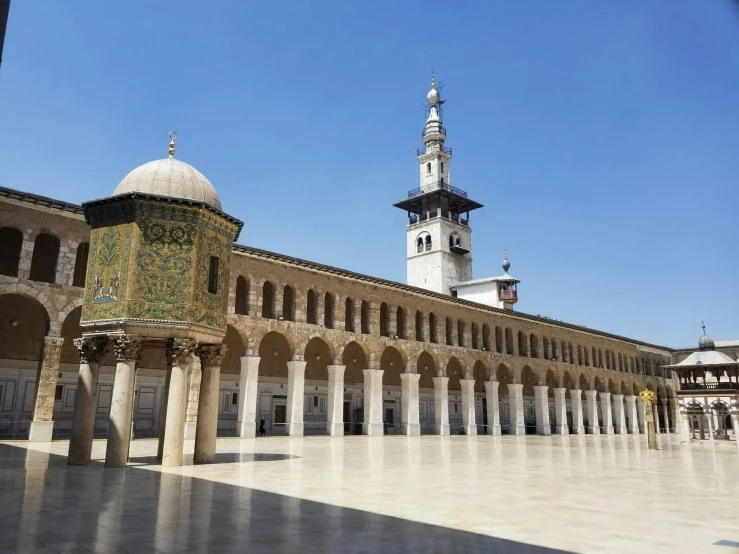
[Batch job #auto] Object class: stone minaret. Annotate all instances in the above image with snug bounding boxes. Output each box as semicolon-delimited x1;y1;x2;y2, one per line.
393;75;484;294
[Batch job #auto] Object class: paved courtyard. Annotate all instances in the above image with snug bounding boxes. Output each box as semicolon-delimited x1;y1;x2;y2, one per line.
0;435;737;553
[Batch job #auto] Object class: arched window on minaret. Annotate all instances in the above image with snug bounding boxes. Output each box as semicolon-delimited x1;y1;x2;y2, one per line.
425;235;432;251
417;237;423;253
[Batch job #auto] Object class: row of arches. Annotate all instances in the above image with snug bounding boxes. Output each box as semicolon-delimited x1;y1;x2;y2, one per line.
0;227;89;287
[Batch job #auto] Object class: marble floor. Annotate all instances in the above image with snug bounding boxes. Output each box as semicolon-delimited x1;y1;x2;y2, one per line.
0;434;738;553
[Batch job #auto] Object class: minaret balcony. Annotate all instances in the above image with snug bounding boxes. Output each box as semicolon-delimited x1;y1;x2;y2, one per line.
407;181;468;199
422;126;447;138
417;145;453;157
408;210;469;227
499;289;518;303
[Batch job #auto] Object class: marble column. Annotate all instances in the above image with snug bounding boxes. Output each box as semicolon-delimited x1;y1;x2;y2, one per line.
653;399;662;434
661;401;670;433
600;392;613;434
553;387;568;435
637;398;647;434
194;344;225;464
584;390;600;435
484;381;501;435
237;355;260;438
184;357;202;440
612;393;626;434
507;383;525;435
672;400;682;435
570;389;584;434
625;395;639;434
161;338;196;468
326;364;345;436
286;360;306;437
400;372;421;436
105;335;141;468
730;413;739;439
459;378;477;436
682;414;692;441
706;414;715;442
432;376;450;435
532;386;551;436
68;336;108;465
362;368;384;435
157;363;172;459
28;336;65;441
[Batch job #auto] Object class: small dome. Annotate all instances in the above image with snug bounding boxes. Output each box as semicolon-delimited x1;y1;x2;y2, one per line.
502;251;511;273
427;88;440;106
112;158;221;210
699;333;715;351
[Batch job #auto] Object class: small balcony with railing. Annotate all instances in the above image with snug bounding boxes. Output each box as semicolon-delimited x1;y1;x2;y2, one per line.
408;209;469;227
407;180;468;199
417;145;453;157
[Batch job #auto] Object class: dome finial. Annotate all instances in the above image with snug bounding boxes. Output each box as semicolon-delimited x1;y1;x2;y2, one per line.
701;320;706;335
431;71;436;90
502;250;510;273
698;321;715;351
168;131;178;158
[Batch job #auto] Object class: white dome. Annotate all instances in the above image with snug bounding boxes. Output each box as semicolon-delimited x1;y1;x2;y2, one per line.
112;157;221;210
427;88;440;106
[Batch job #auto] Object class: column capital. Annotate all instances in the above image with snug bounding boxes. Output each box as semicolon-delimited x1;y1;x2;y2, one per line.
286;360;307;371
599;391;611;401
197;343;227;368
73;336;109;364
432;375;449;386
612;393;624;400
401;372;421;383
533;385;549;393
240;355;260;371
114;334;141;362
327;364;346;372
484;380;499;392
166;338;196;366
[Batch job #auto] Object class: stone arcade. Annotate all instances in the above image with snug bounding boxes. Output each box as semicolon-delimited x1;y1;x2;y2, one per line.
0;79;725;469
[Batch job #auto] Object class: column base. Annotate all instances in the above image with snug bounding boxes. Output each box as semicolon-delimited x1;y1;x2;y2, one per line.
555;425;569;435
487;424;501;436
238;421;256;438
639;425;647;434
402;423;421;436
615;425;626;435
511;424;526;436
628;426;639;435
536;426;552;436
602;427;614;435
327;422;344;437
286;423;303;437
588;426;600;435
28;421;54;442
571;425;584;435
363;422;384;436
462;425;477;436
184;421;197;440
435;423;450;436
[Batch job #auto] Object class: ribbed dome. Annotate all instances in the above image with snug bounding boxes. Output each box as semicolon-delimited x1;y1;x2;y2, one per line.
699;333;715;351
112;158;221;210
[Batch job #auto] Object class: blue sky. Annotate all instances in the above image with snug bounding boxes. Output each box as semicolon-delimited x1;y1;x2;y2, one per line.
1;1;737;347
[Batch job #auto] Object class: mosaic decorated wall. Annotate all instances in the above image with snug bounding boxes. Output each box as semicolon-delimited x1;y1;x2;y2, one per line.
81;200;237;336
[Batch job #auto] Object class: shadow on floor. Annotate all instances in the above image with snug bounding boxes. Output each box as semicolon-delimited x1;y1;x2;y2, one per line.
0;443;573;554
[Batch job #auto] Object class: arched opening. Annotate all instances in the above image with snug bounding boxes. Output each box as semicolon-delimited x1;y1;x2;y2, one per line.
379;303;389;337
220;325;245;376
517;331;528;357
261;282;275;318
457;320;466;347
496;363;512;433
505;327;514;355
29;233;60;283
529;334;539;358
543;337;551;360
235;276;249;315
521;366;537;433
424;235;432;251
471;322;479;349
395;306;405;339
381;346;405;434
415;310;424;341
482;323;490;351
0;227;23;277
568;342;574;365
561;341;568;363
306;289;317;324
304;337;332;435
360;301;370;334
495;326;503;353
429;312;437;343
546;370;558;400
446;356;464;433
552;340;559;361
440;161;445;174
446;317;453;346
71;242;90;287
282;285;295;321
345;297;354;332
418;351;437;389
257;331;293;435
342;341;368;385
324;292;334;328
416;237;423;254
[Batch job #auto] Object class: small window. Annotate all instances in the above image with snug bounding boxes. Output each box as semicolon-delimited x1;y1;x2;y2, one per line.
314;396;318;407
208;256;219;294
426;162;431;174
54;384;63;401
232;392;238;404
417;237;423;253
425;235;432;251
440;162;444;174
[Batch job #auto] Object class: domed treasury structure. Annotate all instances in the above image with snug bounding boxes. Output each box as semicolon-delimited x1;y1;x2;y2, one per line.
72;136;242;468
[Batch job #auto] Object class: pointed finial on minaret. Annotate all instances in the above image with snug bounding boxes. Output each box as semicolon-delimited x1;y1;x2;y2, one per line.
431;72;436;90
168;131;178;158
701;320;706;335
502;250;510;273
